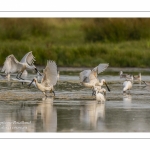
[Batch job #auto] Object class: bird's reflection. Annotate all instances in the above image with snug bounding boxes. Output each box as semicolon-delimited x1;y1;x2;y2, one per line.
34;97;57;132
0;97;57;132
80;101;105;130
123;93;132;110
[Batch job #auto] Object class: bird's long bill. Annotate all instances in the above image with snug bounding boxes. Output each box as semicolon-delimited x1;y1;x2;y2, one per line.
104;82;111;92
35;68;42;76
28;79;34;87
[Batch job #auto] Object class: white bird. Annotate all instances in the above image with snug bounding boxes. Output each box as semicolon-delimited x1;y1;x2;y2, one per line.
133;73;141;82
29;60;58;97
123;76;133;93
92;85;106;96
95;90;106;103
120;71;131;79
79;63;110;92
1;51;42;80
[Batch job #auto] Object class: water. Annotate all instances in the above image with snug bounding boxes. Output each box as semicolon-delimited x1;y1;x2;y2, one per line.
0;71;150;132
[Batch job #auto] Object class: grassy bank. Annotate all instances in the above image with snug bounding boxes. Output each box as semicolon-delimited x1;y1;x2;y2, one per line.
0;18;150;67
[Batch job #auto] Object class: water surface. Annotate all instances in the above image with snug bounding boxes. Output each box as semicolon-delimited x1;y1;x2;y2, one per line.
0;71;150;132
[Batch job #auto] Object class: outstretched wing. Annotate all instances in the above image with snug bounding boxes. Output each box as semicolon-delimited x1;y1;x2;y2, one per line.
1;55;22;74
41;60;57;87
86;63;109;81
20;51;36;66
91;63;109;78
79;70;91;82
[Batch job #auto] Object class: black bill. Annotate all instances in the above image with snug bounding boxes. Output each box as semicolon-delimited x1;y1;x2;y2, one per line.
35;68;42;76
104;82;111;92
28;79;34;87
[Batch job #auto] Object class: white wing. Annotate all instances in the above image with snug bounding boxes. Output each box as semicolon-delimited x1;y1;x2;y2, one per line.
41;60;57;87
79;70;91;82
20;51;36;65
79;63;109;83
90;63;109;79
1;55;23;74
92;63;109;75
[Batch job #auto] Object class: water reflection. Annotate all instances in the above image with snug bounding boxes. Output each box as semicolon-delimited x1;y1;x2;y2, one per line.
123;93;132;110
0;97;57;132
1;73;150;132
80;102;105;131
34;97;57;132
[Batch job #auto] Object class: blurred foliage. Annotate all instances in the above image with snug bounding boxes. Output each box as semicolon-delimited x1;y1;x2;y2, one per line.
0;18;150;67
82;18;150;42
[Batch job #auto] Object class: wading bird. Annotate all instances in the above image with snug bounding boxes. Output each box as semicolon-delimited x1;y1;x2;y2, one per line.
1;51;42;80
28;60;58;97
120;71;131;79
123;76;133;93
95;89;106;103
92;85;106;96
79;63;110;92
133;73;141;82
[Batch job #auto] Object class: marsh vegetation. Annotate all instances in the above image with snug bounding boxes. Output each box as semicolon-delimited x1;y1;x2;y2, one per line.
0;18;150;67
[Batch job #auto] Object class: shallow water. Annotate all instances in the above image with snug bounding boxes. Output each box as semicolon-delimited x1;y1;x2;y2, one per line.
0;71;150;132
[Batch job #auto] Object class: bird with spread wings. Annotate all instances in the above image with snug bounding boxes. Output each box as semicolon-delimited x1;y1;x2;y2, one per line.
1;51;41;80
79;63;110;92
28;60;58;97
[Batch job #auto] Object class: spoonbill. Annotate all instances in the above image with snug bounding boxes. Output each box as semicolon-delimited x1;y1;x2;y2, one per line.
1;51;42;80
28;60;58;97
133;73;141;82
79;63;110;92
123;76;133;93
92;85;106;96
95;89;106;103
120;71;131;79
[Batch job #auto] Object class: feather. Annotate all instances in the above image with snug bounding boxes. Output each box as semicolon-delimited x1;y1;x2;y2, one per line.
20;51;36;66
41;60;57;86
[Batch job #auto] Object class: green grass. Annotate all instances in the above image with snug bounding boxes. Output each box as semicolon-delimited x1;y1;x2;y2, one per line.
0;18;150;68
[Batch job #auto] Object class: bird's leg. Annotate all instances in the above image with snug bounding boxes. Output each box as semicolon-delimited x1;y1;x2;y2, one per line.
19;72;25;80
92;91;94;96
92;90;96;96
52;90;55;97
16;73;20;79
17;72;24;85
43;92;47;97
